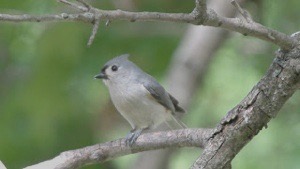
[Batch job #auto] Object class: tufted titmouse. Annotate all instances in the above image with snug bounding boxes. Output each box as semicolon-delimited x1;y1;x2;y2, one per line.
95;54;186;145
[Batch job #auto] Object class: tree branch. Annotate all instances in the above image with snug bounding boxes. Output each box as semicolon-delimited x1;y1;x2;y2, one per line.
230;0;253;22
0;161;7;169
58;0;88;12
0;13;94;23
0;0;297;49
24;128;213;169
87;18;100;47
191;34;300;169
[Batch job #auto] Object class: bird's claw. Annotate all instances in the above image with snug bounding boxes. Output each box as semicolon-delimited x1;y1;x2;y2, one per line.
125;132;135;145
125;129;143;146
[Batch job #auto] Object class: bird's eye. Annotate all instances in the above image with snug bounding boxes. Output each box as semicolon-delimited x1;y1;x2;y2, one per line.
111;65;118;71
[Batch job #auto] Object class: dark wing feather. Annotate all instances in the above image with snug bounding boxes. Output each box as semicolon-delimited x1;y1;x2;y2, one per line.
168;93;185;113
142;79;185;113
143;83;175;112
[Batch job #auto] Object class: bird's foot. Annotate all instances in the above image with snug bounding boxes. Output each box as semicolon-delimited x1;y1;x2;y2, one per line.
125;128;143;146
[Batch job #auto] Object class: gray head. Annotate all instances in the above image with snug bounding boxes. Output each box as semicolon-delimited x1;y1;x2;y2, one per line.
95;54;141;84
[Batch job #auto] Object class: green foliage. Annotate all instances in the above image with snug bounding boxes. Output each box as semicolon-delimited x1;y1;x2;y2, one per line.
0;0;299;169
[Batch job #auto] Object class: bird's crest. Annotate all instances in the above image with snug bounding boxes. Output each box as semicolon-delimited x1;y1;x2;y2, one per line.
105;54;130;66
117;54;130;61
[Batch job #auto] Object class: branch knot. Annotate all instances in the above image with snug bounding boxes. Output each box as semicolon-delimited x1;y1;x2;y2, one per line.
192;0;208;25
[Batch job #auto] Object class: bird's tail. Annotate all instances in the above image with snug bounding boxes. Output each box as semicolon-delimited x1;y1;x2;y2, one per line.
164;115;187;130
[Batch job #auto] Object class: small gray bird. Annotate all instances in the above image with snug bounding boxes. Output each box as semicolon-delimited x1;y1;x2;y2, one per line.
95;54;186;145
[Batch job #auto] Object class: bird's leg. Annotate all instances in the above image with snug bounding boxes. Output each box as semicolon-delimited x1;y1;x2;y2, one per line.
125;128;136;144
125;127;149;146
128;129;142;146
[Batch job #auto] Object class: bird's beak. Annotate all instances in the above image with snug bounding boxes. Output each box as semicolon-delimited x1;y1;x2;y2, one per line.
94;72;108;79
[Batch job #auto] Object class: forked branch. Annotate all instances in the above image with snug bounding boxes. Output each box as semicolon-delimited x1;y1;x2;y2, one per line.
0;0;297;49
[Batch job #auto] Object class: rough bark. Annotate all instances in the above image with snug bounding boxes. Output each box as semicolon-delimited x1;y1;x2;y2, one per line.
24;129;213;169
191;34;300;169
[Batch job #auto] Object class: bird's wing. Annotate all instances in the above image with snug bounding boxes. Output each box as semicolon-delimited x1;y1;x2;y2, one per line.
168;93;185;113
143;83;175;112
142;76;185;113
142;81;175;113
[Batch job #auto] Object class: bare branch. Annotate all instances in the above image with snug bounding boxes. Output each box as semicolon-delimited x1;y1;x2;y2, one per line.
0;0;297;49
58;0;88;12
194;0;207;13
60;0;99;46
25;128;213;169
77;0;92;11
206;14;297;50
0;13;94;23
230;0;253;22
87;18;100;47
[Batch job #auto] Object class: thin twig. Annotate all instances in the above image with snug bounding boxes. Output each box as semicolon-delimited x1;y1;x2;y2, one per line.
194;0;207;12
58;0;88;12
87;18;100;47
77;0;98;48
231;0;253;22
0;13;94;22
105;19;111;26
77;0;92;11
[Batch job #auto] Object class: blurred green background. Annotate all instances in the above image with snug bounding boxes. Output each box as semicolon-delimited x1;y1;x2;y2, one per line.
0;0;299;169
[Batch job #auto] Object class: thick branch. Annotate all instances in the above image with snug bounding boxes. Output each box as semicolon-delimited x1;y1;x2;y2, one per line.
0;0;298;49
206;14;295;51
25;128;213;169
0;161;7;169
191;38;300;168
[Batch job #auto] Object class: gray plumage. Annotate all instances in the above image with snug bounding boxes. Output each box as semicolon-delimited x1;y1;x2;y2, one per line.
95;54;186;145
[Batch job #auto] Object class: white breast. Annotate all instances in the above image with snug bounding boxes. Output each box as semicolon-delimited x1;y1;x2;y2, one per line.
108;82;170;129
